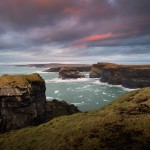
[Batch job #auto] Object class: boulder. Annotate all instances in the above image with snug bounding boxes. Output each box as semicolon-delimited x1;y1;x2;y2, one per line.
59;67;85;79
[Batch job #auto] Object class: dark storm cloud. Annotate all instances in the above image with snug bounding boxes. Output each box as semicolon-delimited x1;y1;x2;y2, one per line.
0;0;150;63
0;0;77;29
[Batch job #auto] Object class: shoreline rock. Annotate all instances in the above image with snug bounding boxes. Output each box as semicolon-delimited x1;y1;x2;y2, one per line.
90;62;150;88
59;67;85;79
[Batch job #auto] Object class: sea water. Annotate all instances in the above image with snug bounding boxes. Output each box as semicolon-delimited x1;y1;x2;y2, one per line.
0;65;135;111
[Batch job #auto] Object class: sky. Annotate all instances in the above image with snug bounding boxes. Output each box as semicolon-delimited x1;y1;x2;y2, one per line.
0;0;150;64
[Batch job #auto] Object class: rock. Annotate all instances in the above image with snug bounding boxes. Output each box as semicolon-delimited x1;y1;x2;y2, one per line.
59;67;85;79
47;100;80;119
44;66;91;72
121;67;150;88
44;67;61;72
89;62;150;88
0;73;49;133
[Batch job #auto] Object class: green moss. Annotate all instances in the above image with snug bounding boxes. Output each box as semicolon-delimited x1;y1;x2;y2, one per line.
0;88;150;149
0;73;44;87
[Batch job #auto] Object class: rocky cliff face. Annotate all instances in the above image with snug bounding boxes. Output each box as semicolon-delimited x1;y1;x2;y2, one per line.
90;63;150;88
0;73;48;133
121;67;150;88
59;67;85;79
0;74;80;133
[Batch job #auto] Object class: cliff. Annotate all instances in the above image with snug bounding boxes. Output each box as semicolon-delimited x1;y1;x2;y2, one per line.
0;88;149;149
59;67;85;79
90;62;150;88
0;73;48;133
0;74;79;133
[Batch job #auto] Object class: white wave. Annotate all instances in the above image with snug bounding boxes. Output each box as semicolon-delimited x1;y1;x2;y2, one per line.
54;90;59;94
103;99;110;102
71;102;82;106
92;80;138;91
67;87;72;91
46;96;54;99
46;78;93;83
78;95;83;98
102;92;107;95
34;71;49;74
121;87;139;91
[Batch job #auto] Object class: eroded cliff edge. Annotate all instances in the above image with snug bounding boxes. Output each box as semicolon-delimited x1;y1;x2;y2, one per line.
0;73;79;133
89;62;150;88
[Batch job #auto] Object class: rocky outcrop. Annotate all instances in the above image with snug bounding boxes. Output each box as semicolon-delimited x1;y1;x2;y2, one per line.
89;62;150;88
59;67;85;79
0;73;49;133
44;66;91;72
47;100;80;119
0;74;79;133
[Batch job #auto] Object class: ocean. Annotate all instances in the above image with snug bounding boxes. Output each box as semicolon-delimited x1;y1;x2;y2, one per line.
0;65;135;111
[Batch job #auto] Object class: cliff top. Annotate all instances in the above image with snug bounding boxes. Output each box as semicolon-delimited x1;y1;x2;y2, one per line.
96;62;150;69
0;73;44;87
0;87;149;149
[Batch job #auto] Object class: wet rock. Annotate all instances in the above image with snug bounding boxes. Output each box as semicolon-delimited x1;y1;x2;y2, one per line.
59;67;85;79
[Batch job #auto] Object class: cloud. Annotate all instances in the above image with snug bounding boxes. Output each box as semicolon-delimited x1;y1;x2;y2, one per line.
78;31;139;42
0;0;149;64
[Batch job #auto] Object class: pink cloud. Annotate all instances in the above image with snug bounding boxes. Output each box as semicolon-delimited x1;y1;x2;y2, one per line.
79;31;138;42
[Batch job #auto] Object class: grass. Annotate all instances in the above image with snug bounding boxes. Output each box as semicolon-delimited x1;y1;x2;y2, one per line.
0;73;44;87
95;62;150;69
0;88;150;150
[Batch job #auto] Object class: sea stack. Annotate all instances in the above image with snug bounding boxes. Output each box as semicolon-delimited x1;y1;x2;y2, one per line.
59;67;85;79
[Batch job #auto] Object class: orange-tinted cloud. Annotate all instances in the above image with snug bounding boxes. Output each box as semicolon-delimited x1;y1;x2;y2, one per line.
79;31;138;42
80;33;113;42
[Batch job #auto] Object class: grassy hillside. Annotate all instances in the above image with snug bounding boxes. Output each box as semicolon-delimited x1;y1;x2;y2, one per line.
0;88;150;150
